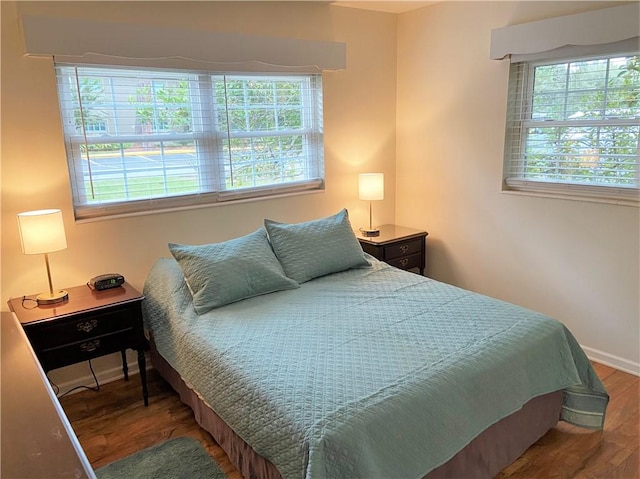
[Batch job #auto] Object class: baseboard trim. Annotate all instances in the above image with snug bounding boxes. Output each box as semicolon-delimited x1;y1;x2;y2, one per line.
582;345;640;377
52;358;147;397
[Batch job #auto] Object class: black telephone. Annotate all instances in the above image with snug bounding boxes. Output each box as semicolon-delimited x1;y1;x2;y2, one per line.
88;273;125;291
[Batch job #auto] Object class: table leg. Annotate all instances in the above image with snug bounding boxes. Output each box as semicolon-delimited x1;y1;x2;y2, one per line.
137;349;149;406
121;350;129;380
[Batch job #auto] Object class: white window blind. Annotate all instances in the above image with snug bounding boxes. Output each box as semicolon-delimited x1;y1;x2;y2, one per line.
503;53;640;205
55;65;324;219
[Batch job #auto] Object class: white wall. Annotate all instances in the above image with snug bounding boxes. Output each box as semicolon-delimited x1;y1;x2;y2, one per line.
3;0;638;388
396;1;639;373
0;1;398;385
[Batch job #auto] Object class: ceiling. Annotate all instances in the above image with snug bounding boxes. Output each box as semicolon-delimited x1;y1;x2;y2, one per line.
332;1;436;14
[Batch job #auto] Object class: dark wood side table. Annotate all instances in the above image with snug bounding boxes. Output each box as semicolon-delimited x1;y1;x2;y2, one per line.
357;224;428;275
8;282;149;406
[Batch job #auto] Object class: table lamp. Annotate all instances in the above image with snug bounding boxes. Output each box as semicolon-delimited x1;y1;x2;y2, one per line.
358;173;384;237
17;209;69;305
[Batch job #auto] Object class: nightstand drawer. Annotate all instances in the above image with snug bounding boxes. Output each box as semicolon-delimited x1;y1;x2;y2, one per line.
384;239;423;260
38;331;134;371
9;282;150;406
25;307;135;351
357;225;428;275
387;253;422;271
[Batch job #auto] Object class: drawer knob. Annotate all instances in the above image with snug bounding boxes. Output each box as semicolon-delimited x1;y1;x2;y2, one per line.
80;340;101;352
77;320;98;333
400;258;409;267
400;244;409;254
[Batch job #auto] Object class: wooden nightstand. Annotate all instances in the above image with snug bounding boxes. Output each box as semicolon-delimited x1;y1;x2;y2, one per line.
357;224;428;275
8;282;149;406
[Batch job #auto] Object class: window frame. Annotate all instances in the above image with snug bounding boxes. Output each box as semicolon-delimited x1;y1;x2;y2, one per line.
502;52;640;206
55;65;325;220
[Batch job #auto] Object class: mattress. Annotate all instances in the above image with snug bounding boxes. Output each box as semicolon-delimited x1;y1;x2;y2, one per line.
142;256;608;479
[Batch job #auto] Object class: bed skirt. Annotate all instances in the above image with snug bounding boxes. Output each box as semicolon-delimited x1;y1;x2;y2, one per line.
150;339;563;479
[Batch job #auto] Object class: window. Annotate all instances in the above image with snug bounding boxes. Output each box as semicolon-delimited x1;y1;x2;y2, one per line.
55;66;324;219
503;53;639;204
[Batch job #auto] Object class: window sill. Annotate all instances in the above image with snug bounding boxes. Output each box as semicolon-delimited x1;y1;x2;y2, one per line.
503;179;639;207
74;185;325;223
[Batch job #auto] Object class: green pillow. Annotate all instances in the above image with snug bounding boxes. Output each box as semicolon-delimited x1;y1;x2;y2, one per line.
264;209;370;284
168;229;299;314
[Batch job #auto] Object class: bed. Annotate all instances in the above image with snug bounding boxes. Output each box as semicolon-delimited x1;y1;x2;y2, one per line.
142;211;608;479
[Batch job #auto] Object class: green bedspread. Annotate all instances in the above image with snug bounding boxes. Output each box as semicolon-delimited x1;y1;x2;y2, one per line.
143;257;608;479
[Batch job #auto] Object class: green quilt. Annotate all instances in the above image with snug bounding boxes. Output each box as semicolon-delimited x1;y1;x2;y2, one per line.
143;257;608;479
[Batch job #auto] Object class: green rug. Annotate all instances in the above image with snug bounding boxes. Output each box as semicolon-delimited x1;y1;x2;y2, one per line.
95;436;227;479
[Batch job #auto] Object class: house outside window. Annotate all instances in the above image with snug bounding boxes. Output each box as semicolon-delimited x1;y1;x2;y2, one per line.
56;66;324;219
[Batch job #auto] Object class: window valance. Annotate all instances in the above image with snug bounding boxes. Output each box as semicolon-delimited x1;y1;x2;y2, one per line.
490;3;639;63
20;14;346;73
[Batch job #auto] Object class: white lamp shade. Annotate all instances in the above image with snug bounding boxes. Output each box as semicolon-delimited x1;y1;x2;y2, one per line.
17;209;67;254
359;173;384;201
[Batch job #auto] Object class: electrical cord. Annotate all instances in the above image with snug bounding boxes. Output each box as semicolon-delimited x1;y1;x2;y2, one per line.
48;359;101;399
19;296;101;398
21;296;39;309
18;294;103;398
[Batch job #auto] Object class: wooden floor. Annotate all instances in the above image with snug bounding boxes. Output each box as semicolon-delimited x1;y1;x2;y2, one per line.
60;362;639;478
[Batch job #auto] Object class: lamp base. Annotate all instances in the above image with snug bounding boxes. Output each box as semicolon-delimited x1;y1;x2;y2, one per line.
36;289;69;305
359;227;380;237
